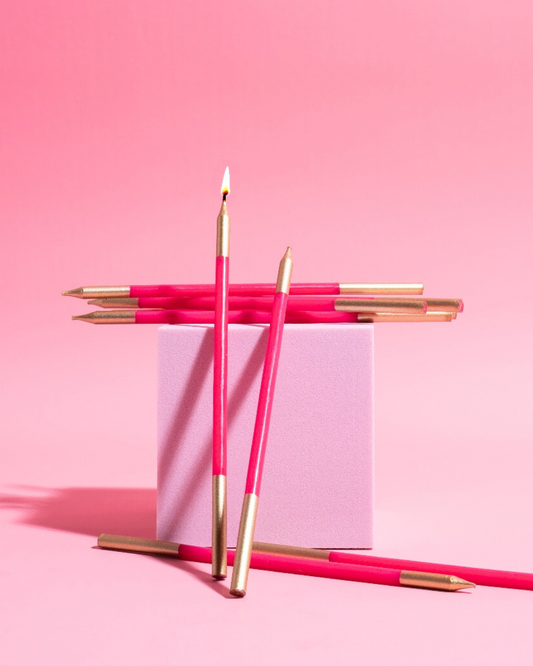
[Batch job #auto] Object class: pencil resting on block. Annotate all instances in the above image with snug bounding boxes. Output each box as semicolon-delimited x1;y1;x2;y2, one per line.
87;296;463;313
72;310;456;324
230;248;293;598
62;281;425;299
96;534;475;592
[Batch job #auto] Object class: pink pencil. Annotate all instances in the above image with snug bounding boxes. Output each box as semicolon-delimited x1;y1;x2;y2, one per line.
230;248;294;598
86;295;464;313
212;168;230;580
63;281;424;299
252;543;533;592
73;309;455;325
97;534;475;592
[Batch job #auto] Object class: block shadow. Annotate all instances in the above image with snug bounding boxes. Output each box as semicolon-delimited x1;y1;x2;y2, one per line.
0;485;232;598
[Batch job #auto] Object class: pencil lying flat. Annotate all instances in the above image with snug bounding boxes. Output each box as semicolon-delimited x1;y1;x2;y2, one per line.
97;534;475;592
72;310;455;325
63;282;424;299
252;542;533;592
88;296;462;313
88;296;429;313
212;167;230;580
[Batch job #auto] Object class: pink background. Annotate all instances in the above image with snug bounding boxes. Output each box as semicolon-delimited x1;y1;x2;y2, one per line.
1;1;532;663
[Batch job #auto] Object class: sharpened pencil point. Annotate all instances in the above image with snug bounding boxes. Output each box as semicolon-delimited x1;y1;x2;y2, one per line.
63;288;84;298
284;247;292;259
449;576;476;591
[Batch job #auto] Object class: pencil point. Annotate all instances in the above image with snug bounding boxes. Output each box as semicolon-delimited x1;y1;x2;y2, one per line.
72;314;91;323
450;576;476;591
63;288;84;298
284;247;292;259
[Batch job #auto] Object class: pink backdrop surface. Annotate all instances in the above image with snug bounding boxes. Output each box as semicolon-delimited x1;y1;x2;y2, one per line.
1;1;533;663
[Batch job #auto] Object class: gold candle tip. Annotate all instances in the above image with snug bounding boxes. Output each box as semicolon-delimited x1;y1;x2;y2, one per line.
62;288;84;298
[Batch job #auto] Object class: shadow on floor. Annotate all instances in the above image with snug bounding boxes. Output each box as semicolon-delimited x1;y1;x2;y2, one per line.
0;485;233;597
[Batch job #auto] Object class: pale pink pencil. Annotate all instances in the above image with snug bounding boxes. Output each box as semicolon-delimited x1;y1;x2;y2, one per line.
230;247;293;598
212;167;230;580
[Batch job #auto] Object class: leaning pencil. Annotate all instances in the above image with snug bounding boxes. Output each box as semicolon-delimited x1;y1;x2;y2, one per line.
97;534;475;592
72;310;455;325
87;296;462;313
252;542;533;592
230;248;293;598
212;168;230;580
63;281;424;299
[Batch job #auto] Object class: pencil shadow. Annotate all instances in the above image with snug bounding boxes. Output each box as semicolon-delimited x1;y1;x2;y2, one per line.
160;327;268;531
0;485;232;597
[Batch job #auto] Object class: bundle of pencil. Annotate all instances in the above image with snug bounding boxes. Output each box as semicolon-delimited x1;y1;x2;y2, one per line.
65;290;464;325
63;169;477;599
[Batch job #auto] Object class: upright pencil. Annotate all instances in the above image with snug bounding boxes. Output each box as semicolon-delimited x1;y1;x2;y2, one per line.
230;247;293;597
212;168;230;580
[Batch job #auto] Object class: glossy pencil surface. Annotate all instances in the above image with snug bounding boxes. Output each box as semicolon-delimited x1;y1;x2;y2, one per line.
212;171;230;580
72;309;455;325
63;281;424;299
231;248;293;598
253;542;530;591
97;535;475;591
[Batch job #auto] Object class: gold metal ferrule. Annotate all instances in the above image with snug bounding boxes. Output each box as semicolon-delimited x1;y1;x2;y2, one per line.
216;200;230;257
400;570;475;592
72;311;136;324
275;247;293;294
62;286;131;299
335;298;426;314
253;542;329;560
212;475;227;579
88;298;140;309
230;493;259;597
339;283;424;295
358;312;454;323
98;534;181;556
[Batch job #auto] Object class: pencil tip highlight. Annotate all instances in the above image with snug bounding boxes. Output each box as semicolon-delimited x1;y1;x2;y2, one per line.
450;576;476;591
63;288;83;298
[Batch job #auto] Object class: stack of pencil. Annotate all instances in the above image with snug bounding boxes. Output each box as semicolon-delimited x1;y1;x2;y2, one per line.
64;168;510;599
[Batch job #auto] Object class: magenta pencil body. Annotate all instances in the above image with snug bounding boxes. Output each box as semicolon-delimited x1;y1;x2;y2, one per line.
135;309;360;324
138;295;344;310
329;552;533;591
230;249;293;597
130;282;339;298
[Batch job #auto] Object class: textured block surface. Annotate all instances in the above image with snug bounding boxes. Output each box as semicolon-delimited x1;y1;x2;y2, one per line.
157;323;373;548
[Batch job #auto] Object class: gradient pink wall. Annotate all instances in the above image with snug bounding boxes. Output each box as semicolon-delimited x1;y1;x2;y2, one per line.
1;2;533;663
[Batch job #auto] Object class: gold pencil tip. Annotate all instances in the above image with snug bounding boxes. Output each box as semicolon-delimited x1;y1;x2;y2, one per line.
450;576;476;591
221;166;230;197
62;288;84;298
284;247;292;259
72;314;90;322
